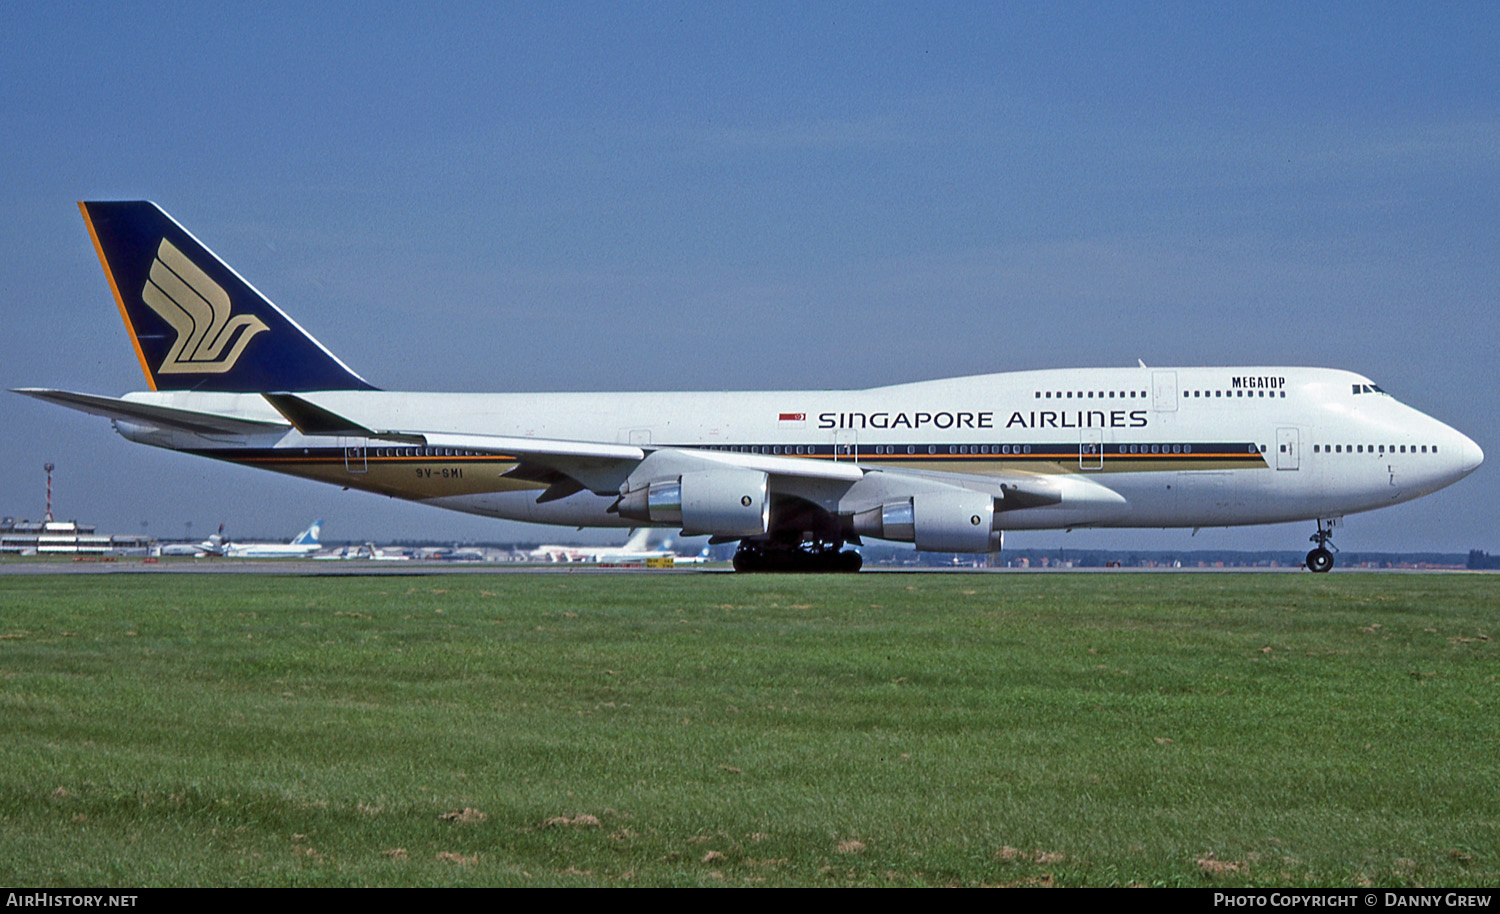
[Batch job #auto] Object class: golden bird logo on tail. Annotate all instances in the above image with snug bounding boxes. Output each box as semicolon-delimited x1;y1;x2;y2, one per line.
141;238;268;374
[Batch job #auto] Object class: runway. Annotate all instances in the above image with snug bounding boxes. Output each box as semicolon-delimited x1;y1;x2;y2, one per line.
0;558;720;576
0;558;1473;576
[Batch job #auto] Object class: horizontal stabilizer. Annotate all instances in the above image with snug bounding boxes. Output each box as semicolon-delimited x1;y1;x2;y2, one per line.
13;388;287;436
260;392;425;442
259;393;647;460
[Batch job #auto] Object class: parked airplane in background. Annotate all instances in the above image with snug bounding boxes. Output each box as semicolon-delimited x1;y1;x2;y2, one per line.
318;542;410;561
156;519;320;557
669;542;715;565
530;527;676;564
17;202;1484;572
221;519;323;558
159;523;226;557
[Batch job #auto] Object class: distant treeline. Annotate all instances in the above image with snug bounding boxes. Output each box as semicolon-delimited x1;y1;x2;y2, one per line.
1469;550;1500;570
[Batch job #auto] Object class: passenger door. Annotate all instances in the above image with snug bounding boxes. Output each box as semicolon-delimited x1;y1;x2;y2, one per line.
1276;427;1299;471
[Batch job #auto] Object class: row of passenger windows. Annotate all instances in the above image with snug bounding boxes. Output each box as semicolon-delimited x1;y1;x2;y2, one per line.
362;442;1431;461
349;443;1434;461
367;447;485;458
941;444;1246;455
708;444;823;455
949;445;1032;454
1313;444;1437;455
1187;389;1286;398
703;444;1038;456
701;443;1255;457
1035;390;1145;399
1030;389;1288;400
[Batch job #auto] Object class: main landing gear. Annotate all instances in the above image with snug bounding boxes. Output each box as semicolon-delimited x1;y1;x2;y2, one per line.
732;540;863;573
1306;519;1338;573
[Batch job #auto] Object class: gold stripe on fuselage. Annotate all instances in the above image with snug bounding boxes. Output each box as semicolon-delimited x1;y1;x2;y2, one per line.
229;453;532;500
222;446;1264;501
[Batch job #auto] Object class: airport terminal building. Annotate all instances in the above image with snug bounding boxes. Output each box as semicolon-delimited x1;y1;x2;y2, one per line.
0;518;149;555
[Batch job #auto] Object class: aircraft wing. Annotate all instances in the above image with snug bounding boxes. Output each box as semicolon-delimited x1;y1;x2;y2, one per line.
20;389;1099;531
263;391;866;501
14;388;288;436
262;391;644;459
258;392;1102;524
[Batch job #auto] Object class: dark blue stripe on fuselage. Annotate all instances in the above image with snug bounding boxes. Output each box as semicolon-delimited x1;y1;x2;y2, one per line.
186;441;1265;465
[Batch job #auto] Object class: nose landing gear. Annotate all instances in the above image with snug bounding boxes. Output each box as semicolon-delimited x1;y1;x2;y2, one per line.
1306;519;1338;572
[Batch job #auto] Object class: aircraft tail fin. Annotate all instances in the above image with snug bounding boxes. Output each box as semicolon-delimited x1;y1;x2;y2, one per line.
291;520;323;546
621;527;656;553
79;201;375;392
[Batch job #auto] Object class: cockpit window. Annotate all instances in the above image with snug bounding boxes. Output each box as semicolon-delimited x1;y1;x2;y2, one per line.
1352;384;1386;395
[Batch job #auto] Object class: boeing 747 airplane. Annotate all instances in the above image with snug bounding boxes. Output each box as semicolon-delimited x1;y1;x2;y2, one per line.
17;202;1483;572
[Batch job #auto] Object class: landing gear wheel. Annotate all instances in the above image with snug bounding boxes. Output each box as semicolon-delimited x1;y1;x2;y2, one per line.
731;543;862;573
1306;519;1339;572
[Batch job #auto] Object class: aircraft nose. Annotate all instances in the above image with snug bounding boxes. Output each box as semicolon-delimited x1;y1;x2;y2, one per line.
1459;433;1484;475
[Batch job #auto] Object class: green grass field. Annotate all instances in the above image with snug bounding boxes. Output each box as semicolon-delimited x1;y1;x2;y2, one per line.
0;571;1495;886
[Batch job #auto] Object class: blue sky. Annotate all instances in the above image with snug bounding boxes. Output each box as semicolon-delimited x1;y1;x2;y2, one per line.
2;2;1495;550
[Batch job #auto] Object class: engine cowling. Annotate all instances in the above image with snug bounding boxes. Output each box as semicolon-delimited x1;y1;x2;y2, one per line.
853;489;1002;553
617;469;769;537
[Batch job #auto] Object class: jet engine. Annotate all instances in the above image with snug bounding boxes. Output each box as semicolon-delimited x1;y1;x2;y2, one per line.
616;468;769;537
852;489;1002;553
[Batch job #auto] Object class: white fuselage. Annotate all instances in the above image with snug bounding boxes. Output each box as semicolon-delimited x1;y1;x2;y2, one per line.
113;366;1481;537
222;543;322;558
